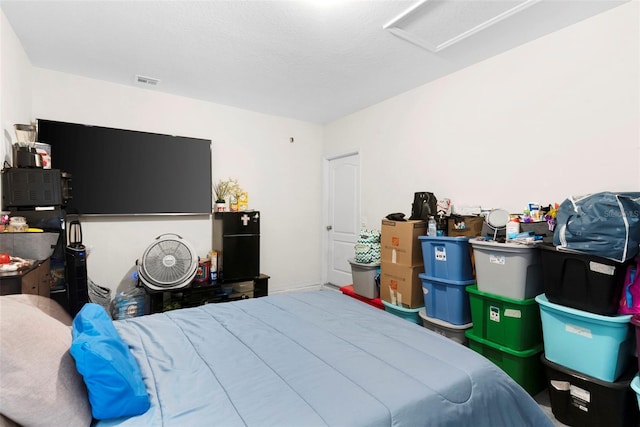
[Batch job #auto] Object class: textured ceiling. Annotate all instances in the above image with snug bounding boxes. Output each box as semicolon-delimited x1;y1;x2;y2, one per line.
1;0;628;124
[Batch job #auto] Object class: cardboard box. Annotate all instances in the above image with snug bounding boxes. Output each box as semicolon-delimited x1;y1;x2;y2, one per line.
448;215;484;237
238;192;249;211
380;219;426;266
380;261;424;309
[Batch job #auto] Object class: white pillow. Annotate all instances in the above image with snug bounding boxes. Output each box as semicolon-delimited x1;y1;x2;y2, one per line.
0;295;91;427
4;294;73;325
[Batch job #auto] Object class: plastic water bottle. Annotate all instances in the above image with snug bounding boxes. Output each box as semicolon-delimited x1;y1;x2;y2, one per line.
506;216;520;240
113;266;146;319
427;216;437;237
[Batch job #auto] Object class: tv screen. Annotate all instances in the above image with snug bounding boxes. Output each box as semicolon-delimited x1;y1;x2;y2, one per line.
36;119;212;215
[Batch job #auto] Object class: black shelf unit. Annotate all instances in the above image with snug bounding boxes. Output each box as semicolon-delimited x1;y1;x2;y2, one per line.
147;274;269;314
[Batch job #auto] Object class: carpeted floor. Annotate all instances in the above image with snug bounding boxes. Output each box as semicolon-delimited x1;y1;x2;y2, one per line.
534;388;568;426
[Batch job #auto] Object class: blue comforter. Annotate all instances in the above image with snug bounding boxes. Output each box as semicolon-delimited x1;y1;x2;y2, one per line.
97;290;553;426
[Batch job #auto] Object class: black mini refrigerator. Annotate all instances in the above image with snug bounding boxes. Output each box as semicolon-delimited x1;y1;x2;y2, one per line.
212;211;260;281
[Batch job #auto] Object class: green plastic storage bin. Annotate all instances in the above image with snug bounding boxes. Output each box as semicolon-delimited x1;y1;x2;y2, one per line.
466;330;545;396
466;285;542;351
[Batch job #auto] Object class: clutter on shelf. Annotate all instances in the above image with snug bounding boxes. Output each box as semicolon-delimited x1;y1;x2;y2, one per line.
213;177;249;212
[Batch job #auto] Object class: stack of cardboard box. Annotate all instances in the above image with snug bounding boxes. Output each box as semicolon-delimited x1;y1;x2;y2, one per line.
379;219;426;309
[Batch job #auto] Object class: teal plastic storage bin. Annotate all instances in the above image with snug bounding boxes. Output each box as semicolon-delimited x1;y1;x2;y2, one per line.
382;300;422;324
536;294;633;382
420;273;474;325
418;236;474;281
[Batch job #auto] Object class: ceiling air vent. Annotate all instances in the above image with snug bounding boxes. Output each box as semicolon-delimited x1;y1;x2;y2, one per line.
135;75;160;86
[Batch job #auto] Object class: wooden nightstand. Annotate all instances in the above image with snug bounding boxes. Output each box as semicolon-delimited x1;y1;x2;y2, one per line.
0;259;51;297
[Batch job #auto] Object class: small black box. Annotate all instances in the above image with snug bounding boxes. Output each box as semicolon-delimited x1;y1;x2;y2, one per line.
540;244;629;316
542;354;639;427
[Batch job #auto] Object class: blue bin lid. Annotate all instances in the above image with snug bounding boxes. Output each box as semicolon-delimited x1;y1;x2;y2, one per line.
418;273;475;286
418;235;470;242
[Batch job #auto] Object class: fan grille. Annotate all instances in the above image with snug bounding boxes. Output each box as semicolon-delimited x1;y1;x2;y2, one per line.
140;236;198;289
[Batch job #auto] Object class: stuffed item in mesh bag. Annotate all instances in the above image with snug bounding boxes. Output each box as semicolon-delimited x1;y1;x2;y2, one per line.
436;198;452;216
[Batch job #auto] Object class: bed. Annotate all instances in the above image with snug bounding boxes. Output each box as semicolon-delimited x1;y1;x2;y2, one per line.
0;290;553;427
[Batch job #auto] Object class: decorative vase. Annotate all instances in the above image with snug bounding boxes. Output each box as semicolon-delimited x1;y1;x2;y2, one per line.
215;201;226;212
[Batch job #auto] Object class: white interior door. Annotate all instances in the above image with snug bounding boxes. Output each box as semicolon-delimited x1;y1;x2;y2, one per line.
325;153;360;286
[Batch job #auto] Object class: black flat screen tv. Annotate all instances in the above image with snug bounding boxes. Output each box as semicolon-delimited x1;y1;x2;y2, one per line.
36;119;212;216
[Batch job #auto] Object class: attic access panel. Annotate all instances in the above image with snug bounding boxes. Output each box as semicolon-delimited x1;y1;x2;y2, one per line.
384;0;539;52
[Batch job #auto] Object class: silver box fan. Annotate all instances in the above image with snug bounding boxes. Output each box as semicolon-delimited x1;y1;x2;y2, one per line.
138;233;199;291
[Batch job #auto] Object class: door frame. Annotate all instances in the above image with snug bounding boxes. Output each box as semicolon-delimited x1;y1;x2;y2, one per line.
321;150;360;287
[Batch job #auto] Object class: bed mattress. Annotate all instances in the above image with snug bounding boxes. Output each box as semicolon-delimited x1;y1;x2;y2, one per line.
96;290;553;427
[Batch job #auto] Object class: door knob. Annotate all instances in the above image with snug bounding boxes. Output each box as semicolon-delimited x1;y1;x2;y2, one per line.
326;225;333;230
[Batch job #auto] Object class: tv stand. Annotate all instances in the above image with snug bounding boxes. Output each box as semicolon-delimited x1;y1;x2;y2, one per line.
148;274;269;313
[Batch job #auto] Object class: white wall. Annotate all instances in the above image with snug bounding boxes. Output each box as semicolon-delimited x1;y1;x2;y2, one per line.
3;2;639;295
325;1;640;228
30;69;324;293
0;10;32;168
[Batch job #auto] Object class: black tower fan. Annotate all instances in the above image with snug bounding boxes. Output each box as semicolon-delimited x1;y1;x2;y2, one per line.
66;219;88;316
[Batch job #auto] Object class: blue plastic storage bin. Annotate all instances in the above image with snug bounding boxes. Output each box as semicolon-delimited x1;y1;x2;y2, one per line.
418;236;474;281
536;294;633;382
382;300;422;324
420;273;474;325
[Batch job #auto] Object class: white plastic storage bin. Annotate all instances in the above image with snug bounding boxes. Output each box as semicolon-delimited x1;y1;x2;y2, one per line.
348;259;380;299
469;239;542;300
419;310;471;346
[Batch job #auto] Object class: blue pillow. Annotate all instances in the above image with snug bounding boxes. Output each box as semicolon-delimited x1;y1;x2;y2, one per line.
70;303;150;420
